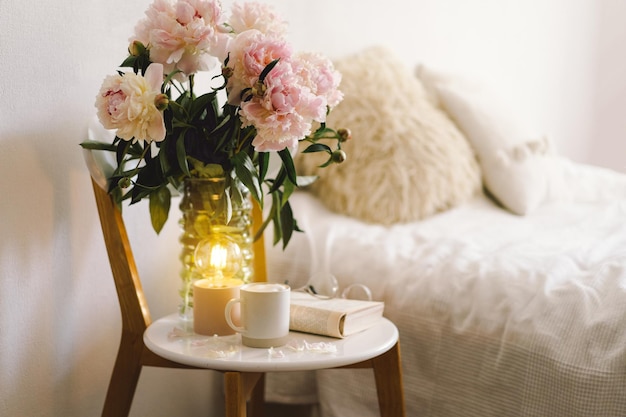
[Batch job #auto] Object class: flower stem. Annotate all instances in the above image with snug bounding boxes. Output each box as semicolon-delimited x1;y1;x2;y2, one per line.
236;128;255;154
188;74;194;98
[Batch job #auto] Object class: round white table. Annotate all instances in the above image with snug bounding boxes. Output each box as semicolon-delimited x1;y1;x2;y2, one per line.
144;314;405;417
144;313;399;372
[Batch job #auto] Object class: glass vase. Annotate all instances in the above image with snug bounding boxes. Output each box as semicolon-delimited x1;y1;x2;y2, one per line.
178;176;253;320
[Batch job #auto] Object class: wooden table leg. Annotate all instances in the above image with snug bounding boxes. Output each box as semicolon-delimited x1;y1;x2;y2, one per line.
247;373;265;417
371;342;406;417
224;372;264;417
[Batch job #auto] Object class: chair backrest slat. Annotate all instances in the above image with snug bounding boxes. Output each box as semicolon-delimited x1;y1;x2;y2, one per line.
91;178;152;334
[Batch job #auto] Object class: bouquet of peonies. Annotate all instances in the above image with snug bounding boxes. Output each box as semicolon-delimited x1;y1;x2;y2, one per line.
81;0;348;247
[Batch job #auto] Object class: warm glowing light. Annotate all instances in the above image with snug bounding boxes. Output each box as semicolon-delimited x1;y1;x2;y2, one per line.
193;234;243;284
209;244;228;271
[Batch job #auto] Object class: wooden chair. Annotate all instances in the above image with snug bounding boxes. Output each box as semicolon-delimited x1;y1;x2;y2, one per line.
90;173;405;417
91;176;267;417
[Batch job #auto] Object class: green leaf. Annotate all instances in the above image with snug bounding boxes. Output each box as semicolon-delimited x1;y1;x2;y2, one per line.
129;141;145;157
278;149;297;186
169;100;188;122
131;154;165;204
258;152;269;183
259;59;280;82
311;126;334;139
211;113;232;133
120;55;137;69
159;142;172;178
232;152;262;204
268;167;287;194
130;184;152;204
79;141;117;151
149;186;171;234
271;191;282;245
189;92;217;122
176;131;190;176
116;140;132;166
282;176;295;206
302;143;331;154
211;104;239;151
279;200;295;248
107;175;124;194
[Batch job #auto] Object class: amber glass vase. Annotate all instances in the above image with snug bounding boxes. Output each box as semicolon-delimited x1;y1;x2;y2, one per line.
178;176;253;319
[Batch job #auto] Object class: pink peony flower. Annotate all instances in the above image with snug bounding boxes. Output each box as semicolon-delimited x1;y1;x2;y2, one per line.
225;29;292;106
239;60;325;152
95;64;166;143
294;51;344;110
228;2;287;35
131;0;230;76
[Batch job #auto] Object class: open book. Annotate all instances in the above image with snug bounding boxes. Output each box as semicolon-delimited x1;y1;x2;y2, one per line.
289;292;385;338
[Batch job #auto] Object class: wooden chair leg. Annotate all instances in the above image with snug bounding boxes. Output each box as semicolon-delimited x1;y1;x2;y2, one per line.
247;373;265;417
101;335;144;417
224;372;264;417
371;342;406;417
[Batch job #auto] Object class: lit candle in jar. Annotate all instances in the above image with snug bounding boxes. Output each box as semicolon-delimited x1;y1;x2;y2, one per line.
192;234;243;336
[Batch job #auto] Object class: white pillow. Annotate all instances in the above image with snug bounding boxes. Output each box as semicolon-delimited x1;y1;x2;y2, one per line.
418;65;555;215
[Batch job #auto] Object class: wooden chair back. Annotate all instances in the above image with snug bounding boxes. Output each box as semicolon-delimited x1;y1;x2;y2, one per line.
90;176;267;416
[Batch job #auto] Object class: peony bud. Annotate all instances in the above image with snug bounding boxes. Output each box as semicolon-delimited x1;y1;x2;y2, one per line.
337;128;352;142
331;149;347;164
222;66;234;79
128;40;145;57
154;94;169;111
118;177;132;189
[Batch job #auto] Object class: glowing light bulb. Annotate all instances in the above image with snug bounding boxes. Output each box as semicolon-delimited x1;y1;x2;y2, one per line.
209;244;228;271
194;234;242;285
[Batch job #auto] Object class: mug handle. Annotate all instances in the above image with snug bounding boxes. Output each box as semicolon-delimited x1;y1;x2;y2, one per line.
225;298;246;333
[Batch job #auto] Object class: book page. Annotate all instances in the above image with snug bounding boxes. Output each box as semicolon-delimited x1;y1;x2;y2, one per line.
289;292;384;338
290;303;345;338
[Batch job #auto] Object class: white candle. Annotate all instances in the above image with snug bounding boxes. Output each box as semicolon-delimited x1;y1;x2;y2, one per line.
193;278;242;336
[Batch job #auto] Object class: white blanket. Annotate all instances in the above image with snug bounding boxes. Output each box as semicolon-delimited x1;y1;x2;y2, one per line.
265;158;626;417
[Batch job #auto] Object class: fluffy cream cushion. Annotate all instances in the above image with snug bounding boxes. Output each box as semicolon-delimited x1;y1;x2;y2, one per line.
417;64;555;215
296;47;482;225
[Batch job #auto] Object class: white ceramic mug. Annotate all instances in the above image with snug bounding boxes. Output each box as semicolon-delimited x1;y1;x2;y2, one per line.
225;282;290;348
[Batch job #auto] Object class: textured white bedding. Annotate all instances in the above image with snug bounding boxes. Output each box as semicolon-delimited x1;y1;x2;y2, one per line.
265;158;626;416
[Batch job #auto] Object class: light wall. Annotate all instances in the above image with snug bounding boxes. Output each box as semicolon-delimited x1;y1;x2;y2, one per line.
0;0;623;416
588;0;626;172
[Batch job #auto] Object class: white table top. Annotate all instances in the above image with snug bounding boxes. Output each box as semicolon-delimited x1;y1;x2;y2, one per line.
144;314;398;372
